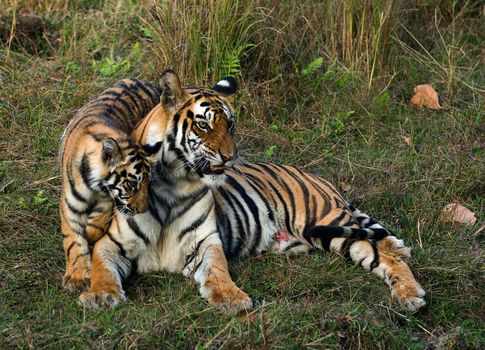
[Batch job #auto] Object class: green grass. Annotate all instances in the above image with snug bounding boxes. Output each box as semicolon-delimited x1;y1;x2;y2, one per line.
1;0;484;348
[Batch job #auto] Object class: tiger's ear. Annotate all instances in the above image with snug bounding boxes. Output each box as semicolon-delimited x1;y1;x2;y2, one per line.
213;77;237;100
102;138;122;167
159;70;186;111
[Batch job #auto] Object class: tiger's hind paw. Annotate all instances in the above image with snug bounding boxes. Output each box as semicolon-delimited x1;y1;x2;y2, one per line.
78;288;126;309
391;281;426;311
378;236;412;259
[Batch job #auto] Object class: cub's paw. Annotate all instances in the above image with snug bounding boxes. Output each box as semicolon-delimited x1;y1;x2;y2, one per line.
62;272;91;293
203;285;253;313
78;288;126;309
391;280;426;311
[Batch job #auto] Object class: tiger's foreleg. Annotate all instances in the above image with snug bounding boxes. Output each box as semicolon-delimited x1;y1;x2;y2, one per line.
60;203;92;293
183;234;252;312
306;221;426;311
78;234;131;309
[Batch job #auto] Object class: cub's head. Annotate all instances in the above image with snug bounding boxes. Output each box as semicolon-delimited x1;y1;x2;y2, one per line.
100;137;159;215
155;70;238;185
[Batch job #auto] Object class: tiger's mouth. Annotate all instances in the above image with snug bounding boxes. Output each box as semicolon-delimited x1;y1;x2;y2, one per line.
203;164;226;175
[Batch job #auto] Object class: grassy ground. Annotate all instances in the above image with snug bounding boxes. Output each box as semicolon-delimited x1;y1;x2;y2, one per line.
0;0;484;349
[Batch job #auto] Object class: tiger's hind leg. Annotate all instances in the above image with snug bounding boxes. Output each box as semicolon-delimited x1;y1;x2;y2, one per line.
305;213;426;311
78;234;131;309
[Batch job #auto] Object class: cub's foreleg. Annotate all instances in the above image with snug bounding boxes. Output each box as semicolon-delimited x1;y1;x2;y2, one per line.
183;233;252;312
78;233;132;309
60;203;92;293
85;209;113;244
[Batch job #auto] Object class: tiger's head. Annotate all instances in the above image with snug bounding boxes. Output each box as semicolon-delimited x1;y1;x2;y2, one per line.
143;70;238;186
100;137;159;215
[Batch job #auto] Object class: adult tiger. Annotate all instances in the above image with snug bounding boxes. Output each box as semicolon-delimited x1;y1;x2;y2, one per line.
79;71;425;312
59;78;161;293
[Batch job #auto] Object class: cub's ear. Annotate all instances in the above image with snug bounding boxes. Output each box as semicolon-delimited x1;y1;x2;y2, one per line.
143;141;163;163
213;77;237;100
143;141;162;155
102;138;122;166
159;70;186;111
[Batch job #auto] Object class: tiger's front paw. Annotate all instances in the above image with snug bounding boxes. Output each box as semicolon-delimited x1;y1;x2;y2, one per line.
203;284;253;312
78;288;126;309
62;271;91;293
391;279;426;311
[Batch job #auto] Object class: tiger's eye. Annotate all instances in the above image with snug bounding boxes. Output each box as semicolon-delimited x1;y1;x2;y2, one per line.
196;121;210;131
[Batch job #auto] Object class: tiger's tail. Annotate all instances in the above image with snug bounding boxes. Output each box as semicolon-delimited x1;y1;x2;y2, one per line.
304;204;411;259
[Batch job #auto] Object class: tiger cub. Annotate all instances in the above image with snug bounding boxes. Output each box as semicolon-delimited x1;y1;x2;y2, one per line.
59;78;161;293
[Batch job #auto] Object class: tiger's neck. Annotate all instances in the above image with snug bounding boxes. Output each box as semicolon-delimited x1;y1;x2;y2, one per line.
132;103;207;192
132;104;170;147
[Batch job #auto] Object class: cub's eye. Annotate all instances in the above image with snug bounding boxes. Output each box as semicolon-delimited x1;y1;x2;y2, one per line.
196;120;210;132
227;119;234;132
127;179;138;189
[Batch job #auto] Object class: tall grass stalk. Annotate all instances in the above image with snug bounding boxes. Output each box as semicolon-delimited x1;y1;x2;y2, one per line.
142;0;260;83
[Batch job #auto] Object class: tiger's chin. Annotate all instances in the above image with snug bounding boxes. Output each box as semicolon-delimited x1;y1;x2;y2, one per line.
201;166;228;187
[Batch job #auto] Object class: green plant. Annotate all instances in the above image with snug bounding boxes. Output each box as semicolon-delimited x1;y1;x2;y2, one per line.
328;110;355;136
221;43;254;77
91;42;141;78
301;57;324;78
33;190;48;206
265;145;276;158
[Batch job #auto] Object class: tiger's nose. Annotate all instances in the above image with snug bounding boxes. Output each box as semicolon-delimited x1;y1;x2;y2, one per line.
220;150;235;163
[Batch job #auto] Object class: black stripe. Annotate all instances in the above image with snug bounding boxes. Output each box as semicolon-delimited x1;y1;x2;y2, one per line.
297;170;334;217
214;201;232;256
107;232;127;258
225;174;262;254
183;232;215;270
279;165;311;233
310;195;317;228
255;163;295;236
132;79;161;109
66;241;77;259
215;202;235;259
220;186;249;240
265;164;297;231
127;218;150;245
101;92;137;116
168;187;209;223
67;165;88;203
117;80;143;113
339;238;354;259
283;240;303;252
329;211;348;226
178;202;214;240
79;154;94;191
369;242;380;271
64;197;87;215
180;116;189;153
216;187;245;255
238;171;275;224
72;251;90;266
